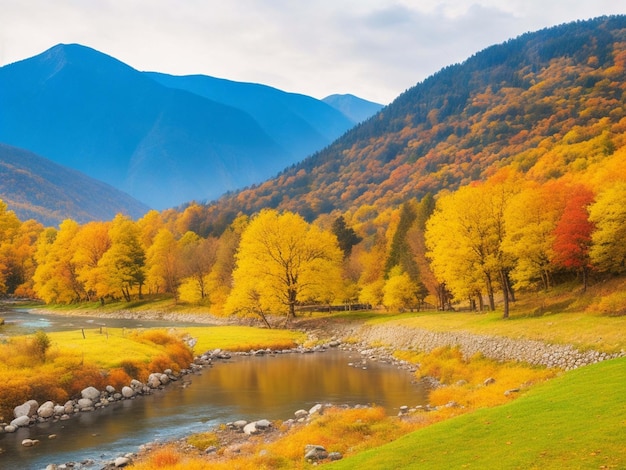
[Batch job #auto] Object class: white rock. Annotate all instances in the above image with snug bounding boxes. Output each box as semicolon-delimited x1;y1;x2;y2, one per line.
147;374;162;388
77;398;93;410
10;415;31;427
243;422;260;435
37;402;55;419
158;374;170;385
232;420;247;429
14;403;31;418
309;404;323;415
121;386;135;398
114;456;131;467
81;386;101;400
255;419;271;429
294;409;309;419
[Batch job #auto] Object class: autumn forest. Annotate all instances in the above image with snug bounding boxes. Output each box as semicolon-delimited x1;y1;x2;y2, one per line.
2;16;626;322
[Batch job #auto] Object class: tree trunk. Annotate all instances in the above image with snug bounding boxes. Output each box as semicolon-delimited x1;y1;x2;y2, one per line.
485;273;495;311
500;269;510;319
288;288;297;318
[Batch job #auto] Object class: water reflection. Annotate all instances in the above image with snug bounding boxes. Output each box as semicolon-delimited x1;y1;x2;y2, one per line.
0;349;427;470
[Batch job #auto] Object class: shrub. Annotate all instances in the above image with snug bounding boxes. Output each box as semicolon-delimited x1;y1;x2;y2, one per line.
186;432;219;450
106;368;133;390
135;329;178;346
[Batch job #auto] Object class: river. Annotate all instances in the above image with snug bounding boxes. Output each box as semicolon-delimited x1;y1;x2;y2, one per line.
0;308;428;470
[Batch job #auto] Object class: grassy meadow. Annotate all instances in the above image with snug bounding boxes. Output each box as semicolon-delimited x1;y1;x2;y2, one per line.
0;323;303;420
330;357;626;470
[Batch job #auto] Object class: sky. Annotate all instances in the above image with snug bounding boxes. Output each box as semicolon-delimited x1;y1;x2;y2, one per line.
1;1;625;104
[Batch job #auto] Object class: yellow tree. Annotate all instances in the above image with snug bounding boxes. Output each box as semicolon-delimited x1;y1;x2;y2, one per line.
502;180;568;290
73;221;111;302
0;200;21;295
426;172;518;317
145;228;181;297
178;232;218;303
226;209;343;320
206;215;248;312
383;266;417;312
8;219;44;297
33;220;84;303
589;181;626;273
97;214;146;302
356;234;387;308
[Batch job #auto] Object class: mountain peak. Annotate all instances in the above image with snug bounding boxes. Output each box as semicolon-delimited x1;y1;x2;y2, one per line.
322;94;384;123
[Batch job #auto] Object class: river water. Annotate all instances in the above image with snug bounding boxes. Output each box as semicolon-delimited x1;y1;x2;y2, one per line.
0;308;427;470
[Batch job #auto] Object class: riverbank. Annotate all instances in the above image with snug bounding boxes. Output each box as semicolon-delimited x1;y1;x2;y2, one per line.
5;303;625;469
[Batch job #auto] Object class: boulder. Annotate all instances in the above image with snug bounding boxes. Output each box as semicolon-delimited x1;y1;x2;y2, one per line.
243;422;260;435
158;374;170;385
13;403;31;419
130;379;143;389
121;386;135;398
114;456;131;467
484;377;496;386
81;386;101;400
77;398;93;410
255;419;272;429
106;385;116;394
305;444;328;461
232;420;248;430
309;404;323;415
4;425;17;433
37;402;55;419
294;409;309;419
147;374;162;388
10;415;31;428
14;400;39;418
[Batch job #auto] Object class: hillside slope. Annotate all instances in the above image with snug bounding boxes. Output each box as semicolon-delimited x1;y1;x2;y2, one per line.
0;143;149;226
197;15;626;228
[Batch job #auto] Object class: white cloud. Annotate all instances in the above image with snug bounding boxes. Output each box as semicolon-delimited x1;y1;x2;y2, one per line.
0;0;625;103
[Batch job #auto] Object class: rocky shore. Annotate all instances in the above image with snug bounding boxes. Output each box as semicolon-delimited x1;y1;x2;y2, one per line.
302;320;625;370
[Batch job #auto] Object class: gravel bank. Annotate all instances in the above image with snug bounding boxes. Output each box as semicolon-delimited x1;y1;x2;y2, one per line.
317;321;625;370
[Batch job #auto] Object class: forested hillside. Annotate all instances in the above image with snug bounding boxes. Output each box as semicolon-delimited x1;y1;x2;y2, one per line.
193;15;626;230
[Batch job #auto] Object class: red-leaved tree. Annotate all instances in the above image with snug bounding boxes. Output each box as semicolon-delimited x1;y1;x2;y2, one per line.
552;185;595;291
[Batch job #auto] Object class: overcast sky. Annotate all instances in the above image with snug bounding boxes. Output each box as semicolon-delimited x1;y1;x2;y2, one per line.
1;1;625;104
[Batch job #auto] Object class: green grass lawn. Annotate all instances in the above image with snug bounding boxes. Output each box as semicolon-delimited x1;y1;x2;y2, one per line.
330;356;626;469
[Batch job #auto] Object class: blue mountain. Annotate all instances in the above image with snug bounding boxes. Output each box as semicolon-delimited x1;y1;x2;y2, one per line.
322;94;384;123
0;143;149;226
0;44;373;209
145;72;357;163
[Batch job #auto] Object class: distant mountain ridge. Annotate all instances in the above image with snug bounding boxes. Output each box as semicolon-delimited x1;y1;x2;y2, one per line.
145;72;365;163
0;44;381;209
0;143;149;226
322;94;384;124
